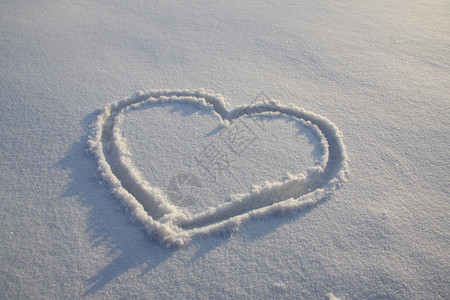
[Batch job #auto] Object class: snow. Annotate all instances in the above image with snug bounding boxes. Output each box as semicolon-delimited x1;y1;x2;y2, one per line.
88;90;348;246
1;0;449;299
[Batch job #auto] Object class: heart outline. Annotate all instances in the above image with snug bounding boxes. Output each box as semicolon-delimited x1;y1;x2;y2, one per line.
88;89;349;246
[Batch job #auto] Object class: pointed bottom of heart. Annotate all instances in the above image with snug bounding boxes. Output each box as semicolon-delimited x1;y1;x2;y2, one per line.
88;89;349;246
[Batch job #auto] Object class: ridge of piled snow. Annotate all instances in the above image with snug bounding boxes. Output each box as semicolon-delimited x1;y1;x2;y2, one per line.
88;89;348;245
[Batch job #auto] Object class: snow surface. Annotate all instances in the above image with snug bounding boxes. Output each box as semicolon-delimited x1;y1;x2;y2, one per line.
1;0;449;299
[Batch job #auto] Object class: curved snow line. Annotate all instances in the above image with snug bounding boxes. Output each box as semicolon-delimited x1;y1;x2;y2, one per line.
88;89;349;246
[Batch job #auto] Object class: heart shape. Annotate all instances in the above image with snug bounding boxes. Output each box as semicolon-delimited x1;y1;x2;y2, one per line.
88;89;349;246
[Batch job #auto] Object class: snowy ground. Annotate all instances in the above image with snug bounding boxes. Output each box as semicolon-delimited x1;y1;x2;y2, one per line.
1;0;449;299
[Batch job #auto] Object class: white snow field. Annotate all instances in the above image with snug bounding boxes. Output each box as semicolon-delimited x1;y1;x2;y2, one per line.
1;0;448;299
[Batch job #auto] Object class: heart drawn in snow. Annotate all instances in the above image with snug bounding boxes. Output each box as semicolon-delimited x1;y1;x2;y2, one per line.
88;89;348;246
